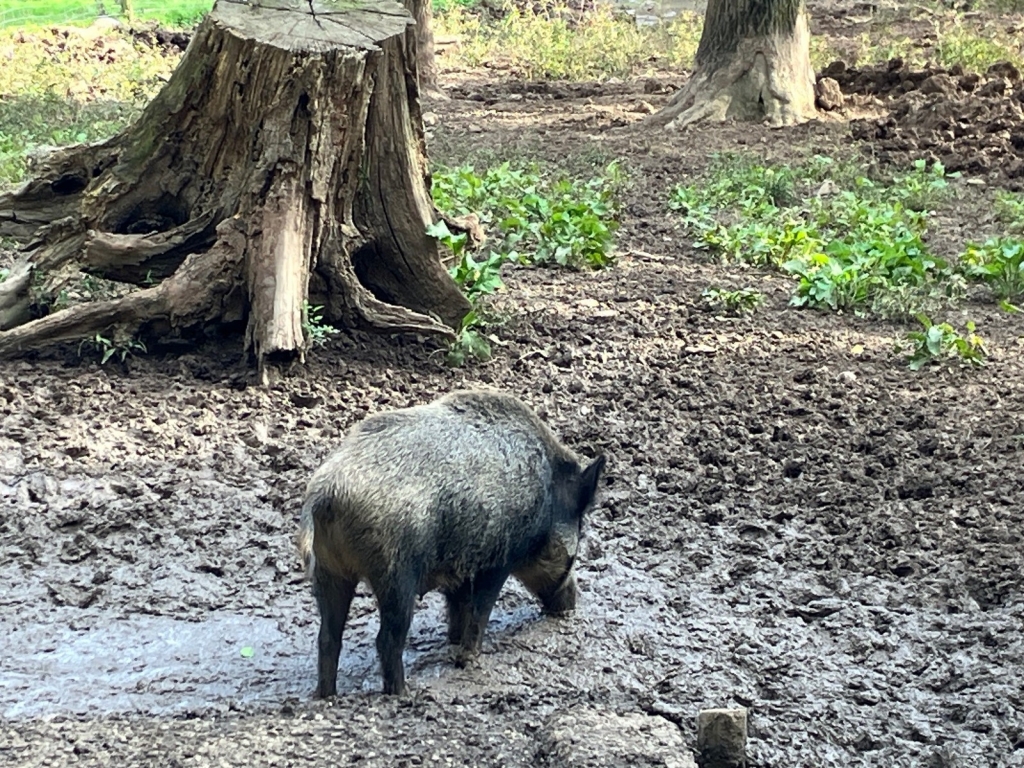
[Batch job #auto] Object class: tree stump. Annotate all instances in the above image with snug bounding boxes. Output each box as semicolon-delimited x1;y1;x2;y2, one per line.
648;0;817;130
0;0;469;379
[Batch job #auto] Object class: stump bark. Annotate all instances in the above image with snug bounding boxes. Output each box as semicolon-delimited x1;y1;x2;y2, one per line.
0;0;469;378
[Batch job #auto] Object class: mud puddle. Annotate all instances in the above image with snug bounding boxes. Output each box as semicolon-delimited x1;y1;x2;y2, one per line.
1;610;310;719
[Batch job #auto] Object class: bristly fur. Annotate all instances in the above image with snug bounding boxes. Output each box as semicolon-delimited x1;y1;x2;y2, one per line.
296;388;605;697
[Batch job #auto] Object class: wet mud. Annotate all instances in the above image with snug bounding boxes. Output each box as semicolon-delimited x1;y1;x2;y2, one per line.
4;15;1024;768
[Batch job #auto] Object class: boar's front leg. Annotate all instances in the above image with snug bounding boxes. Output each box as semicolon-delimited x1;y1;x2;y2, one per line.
373;578;417;695
453;568;509;667
314;568;357;698
445;584;472;647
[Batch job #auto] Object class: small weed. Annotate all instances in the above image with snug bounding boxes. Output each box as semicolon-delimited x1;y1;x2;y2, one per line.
701;287;764;315
427;219;507;301
446;310;492;366
994;192;1024;234
78;331;147;365
891;159;959;213
960;237;1024;301
451;250;506;300
0;267;8;283
902;314;986;370
301;301;338;348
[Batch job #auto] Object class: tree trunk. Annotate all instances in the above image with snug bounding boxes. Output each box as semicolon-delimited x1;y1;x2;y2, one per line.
649;0;816;130
0;0;468;380
405;0;445;99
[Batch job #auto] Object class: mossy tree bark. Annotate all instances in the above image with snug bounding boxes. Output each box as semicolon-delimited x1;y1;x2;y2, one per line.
0;0;468;380
649;0;816;129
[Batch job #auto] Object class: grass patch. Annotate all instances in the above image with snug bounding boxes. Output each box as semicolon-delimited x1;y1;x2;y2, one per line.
0;26;178;186
815;14;1024;72
669;154;966;319
0;1;212;28
436;2;702;79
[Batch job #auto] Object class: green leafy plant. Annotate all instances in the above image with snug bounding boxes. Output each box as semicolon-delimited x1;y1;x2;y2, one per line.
890;159;958;212
450;250;506;300
78;332;147;365
994;191;1024;233
427;219;507;301
446;310;492;366
701;287;764;314
960;237;1024;302
432;160;620;271
301;301;338;348
0;267;8;283
903;315;986;371
670;155;959;318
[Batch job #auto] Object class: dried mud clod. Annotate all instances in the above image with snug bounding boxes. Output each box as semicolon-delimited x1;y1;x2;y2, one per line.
834;58;1024;184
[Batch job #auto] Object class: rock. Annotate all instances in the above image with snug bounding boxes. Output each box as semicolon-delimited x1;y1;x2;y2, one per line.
539;708;695;768
696;708;747;768
815;77;844;110
816;179;839;197
958;73;981;92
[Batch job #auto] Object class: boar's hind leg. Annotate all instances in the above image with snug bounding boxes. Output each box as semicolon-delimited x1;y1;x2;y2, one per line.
374;581;417;695
314;568;357;698
453;569;509;668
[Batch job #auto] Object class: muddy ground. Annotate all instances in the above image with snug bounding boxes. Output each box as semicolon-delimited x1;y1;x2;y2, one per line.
4;5;1024;768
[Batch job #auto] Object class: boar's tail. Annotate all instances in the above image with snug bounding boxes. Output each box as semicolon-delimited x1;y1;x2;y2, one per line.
296;488;330;580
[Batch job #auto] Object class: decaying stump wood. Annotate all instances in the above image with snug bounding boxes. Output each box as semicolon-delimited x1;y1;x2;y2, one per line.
0;0;469;379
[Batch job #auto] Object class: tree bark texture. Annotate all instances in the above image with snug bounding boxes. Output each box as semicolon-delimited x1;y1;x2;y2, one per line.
0;0;468;378
649;0;817;129
405;0;444;98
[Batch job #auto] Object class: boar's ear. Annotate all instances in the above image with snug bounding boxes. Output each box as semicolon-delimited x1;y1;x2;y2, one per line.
576;455;606;517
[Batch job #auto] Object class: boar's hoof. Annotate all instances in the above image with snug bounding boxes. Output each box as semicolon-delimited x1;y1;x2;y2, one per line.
454;646;482;669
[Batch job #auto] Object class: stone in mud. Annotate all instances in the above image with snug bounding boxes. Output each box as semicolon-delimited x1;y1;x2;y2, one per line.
539;708;695;768
815;77;844;111
696;708;747;768
297;389;606;697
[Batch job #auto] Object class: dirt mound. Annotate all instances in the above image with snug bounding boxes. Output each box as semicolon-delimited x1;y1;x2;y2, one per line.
836;59;1024;184
129;25;192;52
